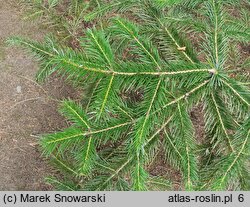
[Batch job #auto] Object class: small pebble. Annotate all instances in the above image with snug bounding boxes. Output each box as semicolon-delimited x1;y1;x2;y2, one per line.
16;86;22;93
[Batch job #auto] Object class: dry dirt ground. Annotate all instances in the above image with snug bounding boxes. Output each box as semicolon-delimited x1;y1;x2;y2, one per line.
0;1;79;190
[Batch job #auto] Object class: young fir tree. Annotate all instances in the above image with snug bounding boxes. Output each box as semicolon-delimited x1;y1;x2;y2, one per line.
8;0;249;190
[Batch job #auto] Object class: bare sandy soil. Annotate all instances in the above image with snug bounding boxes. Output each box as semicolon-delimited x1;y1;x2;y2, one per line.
0;1;79;190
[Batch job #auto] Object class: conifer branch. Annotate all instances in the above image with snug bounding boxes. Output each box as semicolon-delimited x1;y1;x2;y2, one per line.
46;177;76;191
8;37;214;77
211;93;234;152
212;0;219;67
221;79;250;106
219;130;250;187
146;116;174;145
115;18;162;70
157;18;195;64
96;159;131;190
97;75;115;118
163;129;183;160
45;121;133;145
135;79;162;152
160;80;209;111
52;156;78;176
